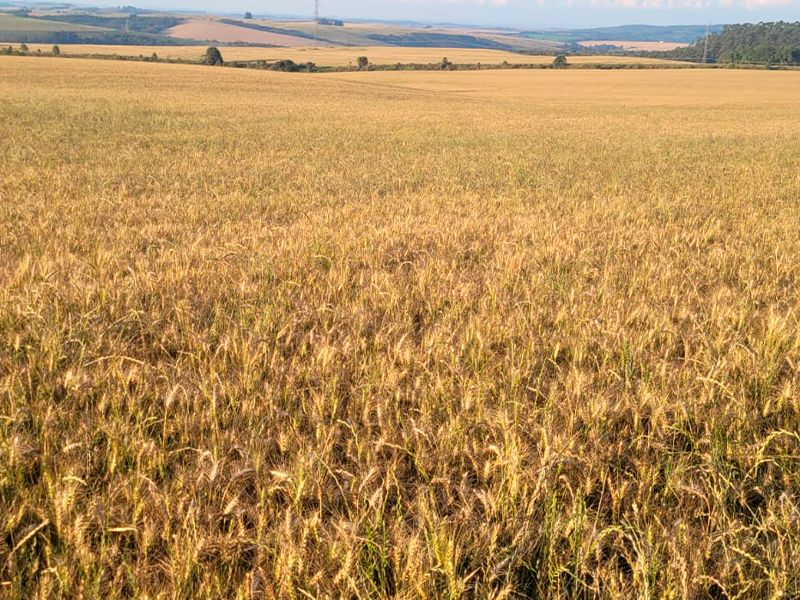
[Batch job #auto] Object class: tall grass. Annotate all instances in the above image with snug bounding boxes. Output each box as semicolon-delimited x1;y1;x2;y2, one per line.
1;58;799;599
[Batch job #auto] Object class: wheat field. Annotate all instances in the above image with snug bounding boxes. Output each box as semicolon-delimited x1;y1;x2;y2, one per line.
0;44;683;66
1;57;800;599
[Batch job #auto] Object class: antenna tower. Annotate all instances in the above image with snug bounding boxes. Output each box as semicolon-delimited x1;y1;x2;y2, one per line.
702;23;710;64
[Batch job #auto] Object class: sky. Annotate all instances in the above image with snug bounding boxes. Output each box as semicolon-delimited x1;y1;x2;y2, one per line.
116;0;800;28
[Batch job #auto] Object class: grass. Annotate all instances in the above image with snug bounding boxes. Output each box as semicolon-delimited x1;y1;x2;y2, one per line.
0;13;111;33
1;57;800;599
0;43;686;66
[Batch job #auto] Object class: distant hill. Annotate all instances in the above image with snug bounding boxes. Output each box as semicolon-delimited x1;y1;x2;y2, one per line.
37;14;183;34
0;8;556;49
0;12;109;33
572;24;723;43
7;3;784;58
0;12;195;44
658;21;800;64
364;32;513;50
218;18;317;41
517;24;724;44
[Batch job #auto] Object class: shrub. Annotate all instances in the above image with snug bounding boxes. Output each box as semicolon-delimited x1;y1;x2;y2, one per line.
269;59;315;73
52;45;60;56
441;57;453;70
357;56;368;70
204;46;223;66
20;43;29;53
270;59;298;72
553;54;568;69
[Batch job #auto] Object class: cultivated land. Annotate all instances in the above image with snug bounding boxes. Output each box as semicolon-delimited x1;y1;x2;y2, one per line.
2;57;800;599
0;13;110;33
579;40;689;51
0;43;686;66
0;12;565;51
172;18;563;52
164;19;320;47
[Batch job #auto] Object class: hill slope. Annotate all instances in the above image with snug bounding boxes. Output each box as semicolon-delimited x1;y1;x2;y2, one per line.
0;12;193;44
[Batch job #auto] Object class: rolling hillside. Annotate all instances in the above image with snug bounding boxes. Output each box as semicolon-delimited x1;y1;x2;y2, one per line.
0;12;194;44
0;9;561;50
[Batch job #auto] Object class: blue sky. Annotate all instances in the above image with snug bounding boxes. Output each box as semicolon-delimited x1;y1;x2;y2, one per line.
130;0;800;28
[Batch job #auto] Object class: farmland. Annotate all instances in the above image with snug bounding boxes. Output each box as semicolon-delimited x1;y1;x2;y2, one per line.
578;40;689;51
0;12;562;51
164;19;319;47
2;56;800;599
0;43;686;67
0;13;110;33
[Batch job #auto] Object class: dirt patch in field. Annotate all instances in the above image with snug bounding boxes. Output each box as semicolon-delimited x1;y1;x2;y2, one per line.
579;40;688;51
165;19;316;47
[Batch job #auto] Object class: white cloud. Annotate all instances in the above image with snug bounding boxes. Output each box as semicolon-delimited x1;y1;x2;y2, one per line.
738;0;792;8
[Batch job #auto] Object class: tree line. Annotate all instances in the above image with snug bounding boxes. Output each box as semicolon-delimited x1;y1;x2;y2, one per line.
660;21;800;65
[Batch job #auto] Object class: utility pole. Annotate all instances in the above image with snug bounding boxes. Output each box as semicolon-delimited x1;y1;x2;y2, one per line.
314;0;319;46
702;23;710;64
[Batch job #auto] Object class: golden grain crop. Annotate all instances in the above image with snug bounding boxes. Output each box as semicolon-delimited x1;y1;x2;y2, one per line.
1;57;799;599
0;44;684;66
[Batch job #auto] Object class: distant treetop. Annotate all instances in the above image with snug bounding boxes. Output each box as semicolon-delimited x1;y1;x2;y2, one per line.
317;17;344;27
204;46;223;66
659;21;800;65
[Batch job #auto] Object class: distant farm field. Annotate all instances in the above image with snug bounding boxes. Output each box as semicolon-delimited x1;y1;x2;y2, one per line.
164;18;318;47
2;57;800;599
579;40;690;51
0;43;685;66
0;13;110;33
220;19;564;52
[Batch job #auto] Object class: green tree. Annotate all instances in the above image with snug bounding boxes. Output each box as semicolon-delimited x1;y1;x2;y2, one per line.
204;46;223;66
20;43;29;53
661;21;800;65
52;45;61;56
553;54;568;69
244;11;253;19
357;56;368;70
